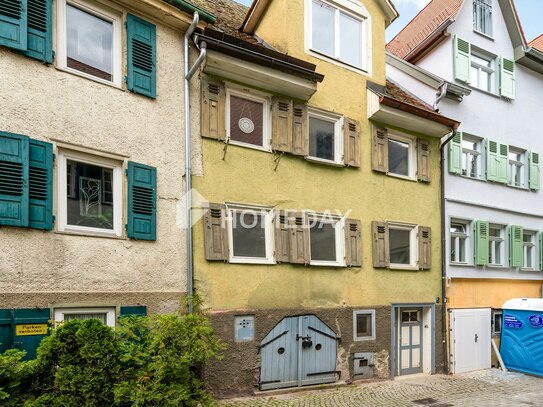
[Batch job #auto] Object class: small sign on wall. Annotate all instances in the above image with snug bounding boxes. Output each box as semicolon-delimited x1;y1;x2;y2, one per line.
234;315;254;342
15;324;48;336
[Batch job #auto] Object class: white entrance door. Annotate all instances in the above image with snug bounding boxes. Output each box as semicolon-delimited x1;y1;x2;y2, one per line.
450;308;491;374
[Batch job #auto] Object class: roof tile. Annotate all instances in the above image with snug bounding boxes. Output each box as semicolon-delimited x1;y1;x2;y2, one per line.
529;34;543;52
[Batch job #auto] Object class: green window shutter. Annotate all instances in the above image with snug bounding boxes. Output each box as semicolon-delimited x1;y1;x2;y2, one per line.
453;35;471;83
23;0;52;63
448;132;462;175
126;14;156;99
500;57;515;100
498;143;509;184
0;131;29;227
120;306;147;317
486;140;499;182
509;225;523;267
12;308;50;360
529;152;540;191
0;0;28;51
474;220;489;266
28;139;53;230
127;161;156;241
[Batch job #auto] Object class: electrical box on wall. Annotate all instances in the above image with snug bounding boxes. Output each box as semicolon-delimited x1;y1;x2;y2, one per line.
234;315;254;342
353;352;374;378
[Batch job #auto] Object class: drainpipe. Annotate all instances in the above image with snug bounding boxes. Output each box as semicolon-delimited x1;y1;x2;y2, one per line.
433;82;448;111
440;129;457;374
184;12;206;313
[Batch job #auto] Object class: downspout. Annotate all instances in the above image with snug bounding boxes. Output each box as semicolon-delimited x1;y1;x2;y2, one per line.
440;129;457;374
433;82;448;111
184;12;206;313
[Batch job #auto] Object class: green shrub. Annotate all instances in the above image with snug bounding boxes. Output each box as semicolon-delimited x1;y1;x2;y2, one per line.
0;348;34;406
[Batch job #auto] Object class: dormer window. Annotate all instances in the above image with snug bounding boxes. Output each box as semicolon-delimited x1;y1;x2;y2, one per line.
473;0;492;36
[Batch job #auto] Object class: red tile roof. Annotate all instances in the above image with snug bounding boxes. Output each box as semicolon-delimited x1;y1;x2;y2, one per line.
530;34;543;52
386;0;464;60
385;80;434;112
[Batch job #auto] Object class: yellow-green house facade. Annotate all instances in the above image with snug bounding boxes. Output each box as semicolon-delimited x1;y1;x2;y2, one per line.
191;0;459;397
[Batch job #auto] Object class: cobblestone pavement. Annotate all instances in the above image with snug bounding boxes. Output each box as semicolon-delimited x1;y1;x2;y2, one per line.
220;369;543;406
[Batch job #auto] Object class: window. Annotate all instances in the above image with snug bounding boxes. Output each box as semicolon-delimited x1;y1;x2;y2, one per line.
523;231;535;269
54;307;116;327
450;221;469;263
488;225;504;266
226;88;270;151
308;109;343;165
461;135;483;178
227;205;274;264
353;310;376;341
387;133;416;179
308;213;345;266
57;0;122;86
508;147;527;187
470;51;496;93
492;309;502;336
473;0;492;36
308;0;368;70
401;310;420;323
388;223;417;268
58;150;123;237
234;315;255;342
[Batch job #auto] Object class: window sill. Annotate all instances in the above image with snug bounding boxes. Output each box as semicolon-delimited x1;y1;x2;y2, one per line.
520;268;540;272
507;184;530;192
229;258;275;265
467;85;501;99
305;156;345;167
306;48;369;76
486;264;507;269
55;230;124;239
310;261;346;267
388;264;418;271
473;29;495;41
449;262;473;267
387;172;417;182
353;336;376;342
228;139;272;153
55;65;123;90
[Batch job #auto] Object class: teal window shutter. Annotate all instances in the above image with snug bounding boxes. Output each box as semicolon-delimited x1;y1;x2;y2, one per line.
486;140;499;182
498;143;509;184
0;0;28;51
474;220;489;266
448;132;462;174
509;225;523;267
29;139;53;230
0;131;29;227
500;57;515;100
120;306;147;317
23;0;52;63
126;14;156;99
127;161;156;241
453;35;471;83
529;151;540;191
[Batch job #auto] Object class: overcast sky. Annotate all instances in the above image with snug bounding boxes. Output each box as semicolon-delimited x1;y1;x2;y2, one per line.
232;0;542;43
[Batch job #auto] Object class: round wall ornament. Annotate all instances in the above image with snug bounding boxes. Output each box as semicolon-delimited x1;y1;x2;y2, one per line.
238;117;255;134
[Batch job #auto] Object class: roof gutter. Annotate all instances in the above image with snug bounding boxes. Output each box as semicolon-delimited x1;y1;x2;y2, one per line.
242;0;269;34
164;0;216;24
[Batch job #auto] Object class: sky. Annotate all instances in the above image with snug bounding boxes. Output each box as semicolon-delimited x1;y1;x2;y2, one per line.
232;0;543;44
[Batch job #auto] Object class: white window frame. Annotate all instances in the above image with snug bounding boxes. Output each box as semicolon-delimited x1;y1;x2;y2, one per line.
388;222;418;269
57;149;123;237
450;219;470;264
306;108;344;166
226;204;275;264
56;0;122;87
491;309;502;336
54;307;116;327
473;0;493;37
387;132;417;180
488;224;505;266
353;309;376;341
522;230;536;270
307;212;345;267
225;86;271;152
304;0;371;74
508;146;527;188
461;134;483;179
470;49;497;93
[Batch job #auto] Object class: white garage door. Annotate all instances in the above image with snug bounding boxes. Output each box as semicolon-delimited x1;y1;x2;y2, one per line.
450;308;491;374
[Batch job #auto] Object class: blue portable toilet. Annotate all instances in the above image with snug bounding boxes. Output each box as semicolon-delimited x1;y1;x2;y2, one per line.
501;298;543;377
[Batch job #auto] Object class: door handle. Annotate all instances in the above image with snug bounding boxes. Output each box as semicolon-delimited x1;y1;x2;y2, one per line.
475;333;479;343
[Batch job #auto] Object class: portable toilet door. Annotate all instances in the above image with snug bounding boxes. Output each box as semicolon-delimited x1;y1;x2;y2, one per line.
501;298;543;377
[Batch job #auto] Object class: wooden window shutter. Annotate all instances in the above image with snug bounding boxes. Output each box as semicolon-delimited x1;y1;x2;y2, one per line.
23;0;52;63
289;212;309;264
120;306;147;317
500;57;515;100
127;161;157;241
453;35;471;83
418;226;431;270
508;225;523;267
0;131;29;227
474;220;489;266
0;0;28;51
28;139;53;230
344;117;360;167
203;203;229;261
291;104;308;156
417;139;431;182
271;98;293;153
448;132;462;175
345;219;362;267
275;210;290;263
201;77;226;141
498;143;509;184
486;140;499;182
372;126;388;173
372;221;389;268
529;152;540;191
126;14;156;99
